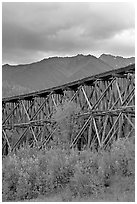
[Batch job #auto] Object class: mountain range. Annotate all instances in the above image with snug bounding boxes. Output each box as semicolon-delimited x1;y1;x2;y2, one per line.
2;54;135;98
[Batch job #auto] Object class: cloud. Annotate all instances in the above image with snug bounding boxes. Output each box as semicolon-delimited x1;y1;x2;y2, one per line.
2;2;135;64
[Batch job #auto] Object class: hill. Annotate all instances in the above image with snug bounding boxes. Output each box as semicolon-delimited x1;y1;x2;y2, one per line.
99;54;135;69
2;54;135;98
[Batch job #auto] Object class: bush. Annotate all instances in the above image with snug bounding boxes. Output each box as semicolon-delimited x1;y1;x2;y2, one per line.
50;101;82;149
2;148;75;201
110;137;135;177
69;150;105;198
2;137;135;201
2;155;19;201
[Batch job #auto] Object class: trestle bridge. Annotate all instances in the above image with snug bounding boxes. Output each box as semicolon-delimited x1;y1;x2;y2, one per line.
2;64;135;154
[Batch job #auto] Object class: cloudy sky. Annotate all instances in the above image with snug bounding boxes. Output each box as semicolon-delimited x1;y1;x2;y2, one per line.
2;2;135;65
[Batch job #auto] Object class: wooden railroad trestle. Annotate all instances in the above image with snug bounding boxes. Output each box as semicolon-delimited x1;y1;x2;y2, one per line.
2;64;135;154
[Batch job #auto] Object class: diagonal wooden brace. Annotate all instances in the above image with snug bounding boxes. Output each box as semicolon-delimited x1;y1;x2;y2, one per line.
21;101;38;143
11;93;53;151
2;101;20;125
70;78;116;148
82;86;101;146
2;129;12;152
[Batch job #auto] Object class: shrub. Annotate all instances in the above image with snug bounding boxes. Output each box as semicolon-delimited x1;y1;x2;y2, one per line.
46;149;75;191
2;148;76;201
50;101;82;149
2;155;20;201
68;151;104;198
110;138;135;177
2;137;135;201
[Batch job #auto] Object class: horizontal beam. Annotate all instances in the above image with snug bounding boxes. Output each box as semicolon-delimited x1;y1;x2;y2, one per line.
3;119;55;129
78;111;135;117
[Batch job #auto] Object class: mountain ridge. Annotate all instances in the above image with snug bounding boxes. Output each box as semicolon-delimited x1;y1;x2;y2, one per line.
99;54;135;69
2;54;135;98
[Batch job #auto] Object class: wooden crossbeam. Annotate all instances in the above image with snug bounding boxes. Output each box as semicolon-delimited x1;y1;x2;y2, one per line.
81;87;95;111
103;126;119;149
81;86;92;109
102;113;122;145
90;126;105;148
30;93;52;120
92;78;116;110
17;100;34;124
123;114;135;129
52;95;57;108
93;118;101;146
70;77;134;148
70;78;116;148
102;92;135;146
2;130;11;152
78;111;135;118
78;106;134;115
115;80;123;104
39;124;58;148
11;93;53;151
21;101;38;143
2;102;20;125
2;118;54;129
101;91;113;143
126;127;134;139
82;86;102;146
123;87;134;105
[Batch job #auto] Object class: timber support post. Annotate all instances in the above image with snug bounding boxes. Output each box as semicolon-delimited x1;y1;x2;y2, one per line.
2;64;135;154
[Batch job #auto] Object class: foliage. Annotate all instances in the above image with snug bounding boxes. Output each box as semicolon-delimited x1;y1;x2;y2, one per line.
2;136;135;201
49;101;82;149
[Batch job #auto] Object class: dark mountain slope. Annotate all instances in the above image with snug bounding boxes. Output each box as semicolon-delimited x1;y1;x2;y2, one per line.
2;54;135;98
99;54;135;69
2;54;113;97
65;55;114;83
2;80;31;97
